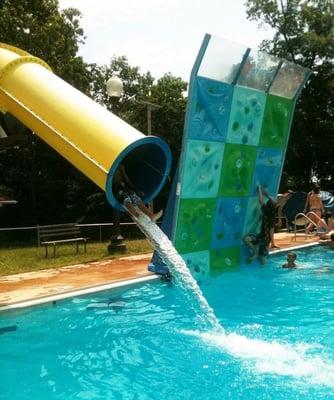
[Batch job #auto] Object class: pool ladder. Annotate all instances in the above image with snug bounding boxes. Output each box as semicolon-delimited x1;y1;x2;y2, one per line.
292;212;318;241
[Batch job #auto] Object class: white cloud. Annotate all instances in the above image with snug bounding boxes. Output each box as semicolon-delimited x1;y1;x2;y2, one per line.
59;0;273;80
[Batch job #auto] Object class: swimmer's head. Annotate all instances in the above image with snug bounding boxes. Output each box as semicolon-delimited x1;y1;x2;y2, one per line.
287;252;297;261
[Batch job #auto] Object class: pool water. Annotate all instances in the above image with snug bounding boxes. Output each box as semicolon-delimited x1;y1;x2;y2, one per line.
1;245;334;399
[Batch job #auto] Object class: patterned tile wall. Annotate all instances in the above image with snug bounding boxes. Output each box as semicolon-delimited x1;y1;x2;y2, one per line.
173;76;293;276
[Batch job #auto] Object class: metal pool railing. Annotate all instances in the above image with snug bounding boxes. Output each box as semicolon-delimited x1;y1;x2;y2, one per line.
292;212;318;241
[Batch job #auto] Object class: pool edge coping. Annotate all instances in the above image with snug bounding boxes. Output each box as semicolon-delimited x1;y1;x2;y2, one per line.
0;242;320;313
0;274;160;312
268;241;319;255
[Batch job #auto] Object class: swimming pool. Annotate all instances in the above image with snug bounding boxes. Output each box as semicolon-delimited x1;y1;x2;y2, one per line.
1;245;333;399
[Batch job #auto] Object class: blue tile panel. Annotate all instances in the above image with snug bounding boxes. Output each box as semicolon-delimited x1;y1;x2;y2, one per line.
187;77;233;142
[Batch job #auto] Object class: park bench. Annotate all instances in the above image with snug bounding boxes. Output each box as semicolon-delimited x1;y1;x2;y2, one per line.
37;223;88;258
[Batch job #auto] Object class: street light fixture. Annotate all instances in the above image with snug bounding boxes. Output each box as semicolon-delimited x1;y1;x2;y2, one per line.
106;75;124;98
106;74;126;254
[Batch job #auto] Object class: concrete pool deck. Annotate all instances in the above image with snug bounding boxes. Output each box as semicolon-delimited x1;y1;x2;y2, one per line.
0;232;319;308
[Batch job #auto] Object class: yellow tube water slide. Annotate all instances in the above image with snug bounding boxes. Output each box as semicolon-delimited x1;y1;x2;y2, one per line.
0;43;171;209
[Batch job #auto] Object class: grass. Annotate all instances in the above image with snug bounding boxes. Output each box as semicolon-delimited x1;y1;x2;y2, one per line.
0;239;153;277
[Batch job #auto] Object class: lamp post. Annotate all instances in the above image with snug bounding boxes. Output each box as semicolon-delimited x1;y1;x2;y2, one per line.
106;75;127;254
137;99;162;212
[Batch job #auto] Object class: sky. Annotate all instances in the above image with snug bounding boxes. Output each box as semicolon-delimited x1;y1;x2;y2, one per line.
58;0;273;81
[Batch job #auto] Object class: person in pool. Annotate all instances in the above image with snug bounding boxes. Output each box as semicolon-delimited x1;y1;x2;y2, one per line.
282;252;297;268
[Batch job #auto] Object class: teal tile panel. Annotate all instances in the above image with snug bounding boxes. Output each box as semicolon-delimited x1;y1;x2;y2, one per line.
226;86;266;146
180;140;224;199
181;250;210;282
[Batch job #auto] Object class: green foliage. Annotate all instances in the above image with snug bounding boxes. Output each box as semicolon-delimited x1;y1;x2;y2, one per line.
89;57;187;162
88;59;188;213
246;0;334;189
148;74;188;157
0;0;90;91
0;0;98;226
0;2;187;227
89;56;155;118
121;72;187;160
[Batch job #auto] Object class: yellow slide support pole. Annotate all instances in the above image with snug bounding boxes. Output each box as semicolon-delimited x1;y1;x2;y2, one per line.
0;43;171;209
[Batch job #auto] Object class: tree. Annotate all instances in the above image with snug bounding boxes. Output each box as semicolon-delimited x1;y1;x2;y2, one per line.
0;0;90;91
89;57;187;159
0;0;93;227
88;59;188;217
89;56;155;119
246;0;334;189
144;74;188;159
0;1;188;228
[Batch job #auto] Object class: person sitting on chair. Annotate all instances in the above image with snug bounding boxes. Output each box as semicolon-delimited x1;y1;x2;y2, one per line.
113;163;163;222
305;211;331;238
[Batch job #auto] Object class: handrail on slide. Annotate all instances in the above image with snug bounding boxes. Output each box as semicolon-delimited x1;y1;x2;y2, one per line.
292;212;318;241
